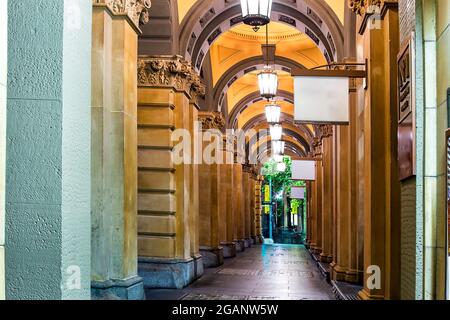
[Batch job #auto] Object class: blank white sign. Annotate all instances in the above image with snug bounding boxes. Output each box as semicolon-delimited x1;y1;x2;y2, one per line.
291;187;305;199
292;160;316;181
294;76;349;124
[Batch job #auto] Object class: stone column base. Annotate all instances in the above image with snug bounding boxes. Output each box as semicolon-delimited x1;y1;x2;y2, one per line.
311;246;322;255
234;239;246;252
331;264;349;282
244;238;253;248
345;269;364;284
221;242;237;258
200;247;224;268
91;276;144;300
193;254;204;279
138;257;196;289
358;288;385;300
320;253;333;263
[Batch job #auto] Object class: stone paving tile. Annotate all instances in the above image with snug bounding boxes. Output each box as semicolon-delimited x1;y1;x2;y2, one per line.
145;244;336;300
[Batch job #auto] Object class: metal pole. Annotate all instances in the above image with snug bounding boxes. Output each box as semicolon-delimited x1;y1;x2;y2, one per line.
269;176;273;239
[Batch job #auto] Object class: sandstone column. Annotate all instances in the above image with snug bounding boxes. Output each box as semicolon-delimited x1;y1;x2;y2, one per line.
233;163;245;252
220;137;237;257
198;112;225;267
91;1;151;300
189;97;202;279
255;176;264;243
311;138;323;255
249;168;258;244
305;182;312;247
137;55;205;289
355;2;401;300
242;164;253;247
320;126;334;263
331;122;351;281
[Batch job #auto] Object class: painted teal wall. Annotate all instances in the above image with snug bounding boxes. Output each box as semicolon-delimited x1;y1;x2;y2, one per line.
6;0;91;300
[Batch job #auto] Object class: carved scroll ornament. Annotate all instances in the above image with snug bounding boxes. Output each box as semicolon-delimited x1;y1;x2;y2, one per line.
199;112;226;131
94;0;152;27
349;0;382;16
138;56;206;100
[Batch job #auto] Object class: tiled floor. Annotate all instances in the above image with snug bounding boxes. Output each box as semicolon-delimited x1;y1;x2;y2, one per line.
145;244;336;300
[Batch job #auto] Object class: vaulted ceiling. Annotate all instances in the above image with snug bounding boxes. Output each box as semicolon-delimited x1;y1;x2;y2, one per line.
175;0;345;159
178;0;346;25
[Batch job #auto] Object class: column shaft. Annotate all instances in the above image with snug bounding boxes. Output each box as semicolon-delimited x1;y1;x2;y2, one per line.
321;131;334;263
91;5;144;299
357;5;401;299
198;112;225;267
220;141;236;257
233;163;245;251
137;56;205;289
5;0;91;299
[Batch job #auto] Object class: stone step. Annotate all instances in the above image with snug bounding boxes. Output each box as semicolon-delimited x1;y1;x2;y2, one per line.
331;280;363;300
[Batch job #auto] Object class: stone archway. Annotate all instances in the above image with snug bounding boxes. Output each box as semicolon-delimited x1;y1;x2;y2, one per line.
179;0;344;72
213;56;305;114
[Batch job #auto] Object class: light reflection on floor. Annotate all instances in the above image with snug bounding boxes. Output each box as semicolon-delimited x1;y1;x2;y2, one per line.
145;244;336;300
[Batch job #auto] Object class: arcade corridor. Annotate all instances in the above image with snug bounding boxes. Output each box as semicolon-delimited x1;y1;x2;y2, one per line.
1;0;450;301
145;245;335;300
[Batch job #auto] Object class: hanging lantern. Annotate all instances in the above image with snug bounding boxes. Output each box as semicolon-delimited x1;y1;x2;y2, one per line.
265;103;281;124
258;67;278;100
240;0;273;31
272;140;285;155
270;124;282;141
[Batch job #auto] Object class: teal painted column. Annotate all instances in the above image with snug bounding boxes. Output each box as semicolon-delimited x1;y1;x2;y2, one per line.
0;0;7;301
6;0;92;300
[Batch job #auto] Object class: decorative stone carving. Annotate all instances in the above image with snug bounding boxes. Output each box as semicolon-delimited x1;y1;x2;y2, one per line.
311;137;323;157
138;56;206;101
94;0;152;27
319;124;333;138
349;0;382;16
242;163;253;174
198;112;225;131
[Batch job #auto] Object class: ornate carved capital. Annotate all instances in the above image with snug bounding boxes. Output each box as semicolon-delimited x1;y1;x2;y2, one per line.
198;112;225;131
349;0;381;16
242;163;253;174
319;124;333;138
138;56;206;101
94;0;152;27
311;137;323;157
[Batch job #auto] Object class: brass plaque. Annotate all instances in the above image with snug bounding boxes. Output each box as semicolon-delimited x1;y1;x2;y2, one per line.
397;34;416;181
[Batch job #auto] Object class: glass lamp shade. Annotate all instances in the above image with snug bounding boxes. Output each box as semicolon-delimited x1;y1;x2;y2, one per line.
272;140;285;155
258;68;278;100
270;124;282;141
276;162;287;172
265;103;281;124
240;0;272;27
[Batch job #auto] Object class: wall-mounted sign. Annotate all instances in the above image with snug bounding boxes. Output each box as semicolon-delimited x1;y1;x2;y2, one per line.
291;203;298;214
291;187;305;199
292;160;316;181
294;76;349;124
263;184;271;203
264;205;270;215
397;33;416;181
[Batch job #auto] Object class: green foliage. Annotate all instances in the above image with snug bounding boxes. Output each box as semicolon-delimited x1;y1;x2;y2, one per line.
261;157;292;195
261;157;306;195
